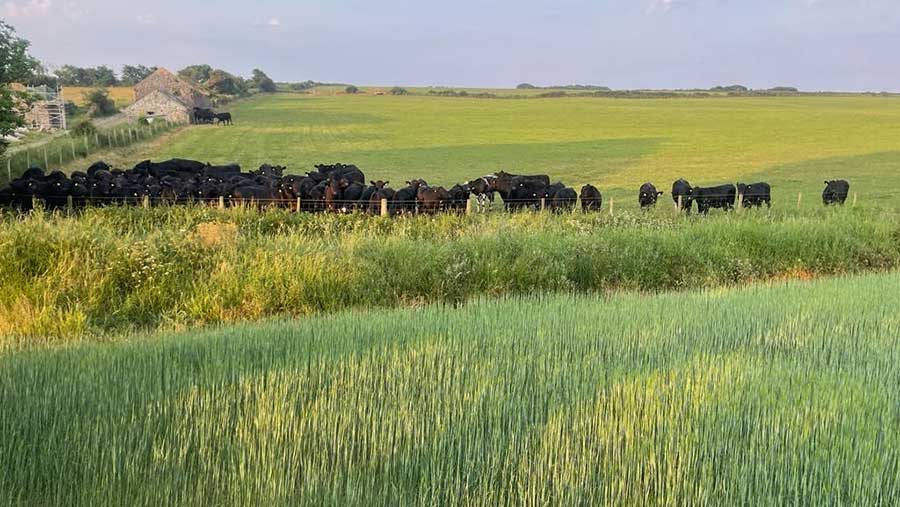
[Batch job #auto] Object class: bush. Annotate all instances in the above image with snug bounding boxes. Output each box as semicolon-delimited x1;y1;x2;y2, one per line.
516;83;537;89
136;115;150;126
82;88;117;118
345;85;359;94
70;119;97;137
63;101;80;117
390;87;409;96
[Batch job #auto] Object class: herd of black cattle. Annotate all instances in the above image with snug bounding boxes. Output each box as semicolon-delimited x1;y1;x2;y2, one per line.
0;158;852;214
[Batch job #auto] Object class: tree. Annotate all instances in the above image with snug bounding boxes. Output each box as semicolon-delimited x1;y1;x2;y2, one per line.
0;21;41;156
83;88;117;118
249;69;277;93
390;87;409;95
516;83;537;89
90;65;118;87
120;65;156;86
178;64;213;85
345;85;359;94
206;69;241;95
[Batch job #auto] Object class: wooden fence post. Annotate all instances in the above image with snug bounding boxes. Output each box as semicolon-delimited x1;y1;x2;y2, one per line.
797;192;803;209
218;196;225;210
67;194;74;214
142;195;150;209
852;193;858;207
296;197;301;212
465;198;473;215
84;136;89;153
70;140;77;160
736;193;743;214
380;198;389;217
540;197;546;212
609;198;615;216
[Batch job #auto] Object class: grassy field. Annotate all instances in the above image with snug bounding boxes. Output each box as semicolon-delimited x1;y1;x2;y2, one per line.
91;92;900;210
61;86;135;108
1;205;897;343
2;271;899;505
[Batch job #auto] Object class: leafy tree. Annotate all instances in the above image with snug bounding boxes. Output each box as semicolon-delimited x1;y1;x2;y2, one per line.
83;88;117;118
249;69;277;93
90;65;118;87
390;87;408;95
345;85;360;94
516;83;537;89
0;21;41;156
120;65;156;86
178;64;213;85
206;69;241;95
55;64;89;86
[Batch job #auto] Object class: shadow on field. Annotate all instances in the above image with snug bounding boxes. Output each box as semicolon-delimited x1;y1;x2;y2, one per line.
311;137;666;185
750;150;900;208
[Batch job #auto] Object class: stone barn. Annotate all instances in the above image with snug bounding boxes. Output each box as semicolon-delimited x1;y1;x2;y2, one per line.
125;67;212;124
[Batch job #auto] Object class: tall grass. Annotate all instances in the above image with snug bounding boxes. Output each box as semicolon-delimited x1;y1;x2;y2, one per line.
1;272;899;505
0;205;898;344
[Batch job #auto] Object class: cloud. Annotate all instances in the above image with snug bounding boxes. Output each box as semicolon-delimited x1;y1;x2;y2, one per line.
267;17;281;27
3;0;52;17
136;13;155;25
62;1;83;20
647;0;679;14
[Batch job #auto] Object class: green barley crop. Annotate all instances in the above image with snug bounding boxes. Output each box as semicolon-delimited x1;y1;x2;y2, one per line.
1;271;899;505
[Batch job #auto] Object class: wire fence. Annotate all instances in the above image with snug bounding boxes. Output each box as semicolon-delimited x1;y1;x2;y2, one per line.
1;120;181;186
13;191;860;217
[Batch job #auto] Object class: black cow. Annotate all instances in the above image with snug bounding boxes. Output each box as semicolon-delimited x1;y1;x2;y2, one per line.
737;182;772;208
215;112;233;125
493;171;550;211
391;179;425;214
692;184;737;214
545;184;577;212
672;179;693;212
822;180;850;205
193;108;217;124
447;184;471;212
639;183;663;209
580;184;602;212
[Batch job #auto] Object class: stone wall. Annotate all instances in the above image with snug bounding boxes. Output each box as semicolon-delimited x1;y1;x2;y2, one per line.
125;91;191;124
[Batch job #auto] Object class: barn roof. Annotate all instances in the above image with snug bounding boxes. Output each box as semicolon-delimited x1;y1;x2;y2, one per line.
141;68;210;96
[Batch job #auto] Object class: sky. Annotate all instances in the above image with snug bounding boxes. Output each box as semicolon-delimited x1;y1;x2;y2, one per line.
4;0;900;91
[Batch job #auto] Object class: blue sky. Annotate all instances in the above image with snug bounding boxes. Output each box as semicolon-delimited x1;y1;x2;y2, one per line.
4;0;900;91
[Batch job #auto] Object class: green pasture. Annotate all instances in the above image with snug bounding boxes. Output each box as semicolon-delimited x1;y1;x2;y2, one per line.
129;93;900;209
2;271;899;505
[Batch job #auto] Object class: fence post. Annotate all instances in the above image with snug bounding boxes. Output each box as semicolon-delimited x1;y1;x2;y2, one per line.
70;140;77;160
736;193;743;214
67;194;74;214
142;195;150;209
84;136;89;153
380;198;388;217
609;198;615;216
296;197;301;212
540;197;546;212
43;148;49;169
58;147;63;166
129;129;134;143
852;193;858;207
465;197;473;215
218;196;225;210
676;195;682;212
797;192;803;209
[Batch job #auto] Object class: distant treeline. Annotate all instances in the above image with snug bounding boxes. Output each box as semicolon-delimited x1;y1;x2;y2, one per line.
517;83;612;91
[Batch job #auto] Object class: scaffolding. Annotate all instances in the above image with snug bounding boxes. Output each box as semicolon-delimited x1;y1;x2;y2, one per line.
24;86;67;131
